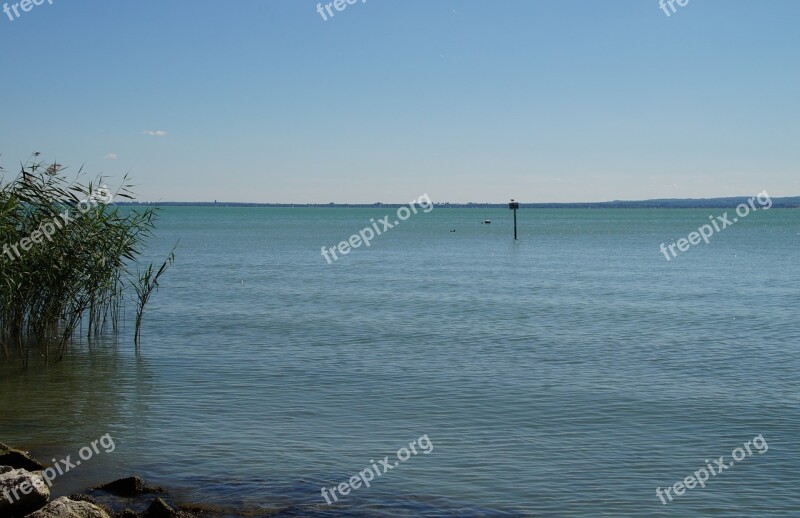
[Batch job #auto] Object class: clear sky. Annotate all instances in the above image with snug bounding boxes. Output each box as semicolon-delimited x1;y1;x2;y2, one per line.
1;0;798;203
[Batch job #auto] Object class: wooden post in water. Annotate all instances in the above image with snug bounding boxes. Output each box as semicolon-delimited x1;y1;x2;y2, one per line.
509;199;519;240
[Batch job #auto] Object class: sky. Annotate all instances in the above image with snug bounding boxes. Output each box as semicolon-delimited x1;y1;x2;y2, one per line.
1;0;798;203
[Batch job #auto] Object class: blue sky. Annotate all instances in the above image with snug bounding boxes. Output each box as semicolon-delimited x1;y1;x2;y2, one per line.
1;0;798;203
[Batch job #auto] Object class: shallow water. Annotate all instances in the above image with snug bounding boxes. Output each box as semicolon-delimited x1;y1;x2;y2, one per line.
2;207;799;516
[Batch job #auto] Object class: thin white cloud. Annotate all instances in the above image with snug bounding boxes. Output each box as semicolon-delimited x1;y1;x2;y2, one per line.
142;130;168;137
105;153;118;160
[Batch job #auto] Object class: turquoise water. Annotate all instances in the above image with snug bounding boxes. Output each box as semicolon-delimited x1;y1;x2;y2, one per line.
2;207;799;516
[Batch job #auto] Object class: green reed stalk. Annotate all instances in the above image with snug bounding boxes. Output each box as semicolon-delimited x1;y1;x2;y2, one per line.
0;156;175;367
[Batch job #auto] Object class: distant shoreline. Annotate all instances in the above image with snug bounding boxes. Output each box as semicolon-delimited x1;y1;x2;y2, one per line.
117;197;800;209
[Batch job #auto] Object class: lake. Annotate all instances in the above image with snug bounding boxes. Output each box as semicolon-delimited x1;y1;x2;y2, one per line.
1;207;798;516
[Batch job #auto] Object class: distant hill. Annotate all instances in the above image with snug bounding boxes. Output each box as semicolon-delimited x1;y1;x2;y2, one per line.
117;196;800;209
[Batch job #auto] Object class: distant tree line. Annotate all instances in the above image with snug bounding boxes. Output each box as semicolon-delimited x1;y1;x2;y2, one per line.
116;197;800;209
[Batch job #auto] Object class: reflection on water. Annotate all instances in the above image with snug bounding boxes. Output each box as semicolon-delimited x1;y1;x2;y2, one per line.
0;337;154;496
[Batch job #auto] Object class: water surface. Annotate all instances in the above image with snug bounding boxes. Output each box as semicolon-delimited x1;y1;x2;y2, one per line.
2;207;799;516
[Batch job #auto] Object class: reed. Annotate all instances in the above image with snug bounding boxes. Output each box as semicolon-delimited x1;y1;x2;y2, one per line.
0;155;174;367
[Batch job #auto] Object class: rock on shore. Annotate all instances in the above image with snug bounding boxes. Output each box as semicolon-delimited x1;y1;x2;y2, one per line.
0;466;50;517
2;442;198;518
0;443;47;472
26;496;111;518
92;476;163;497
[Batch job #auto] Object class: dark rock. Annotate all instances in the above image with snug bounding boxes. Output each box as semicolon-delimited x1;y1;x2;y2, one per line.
141;497;174;518
142;497;197;518
0;467;49;517
0;444;46;471
112;510;138;518
26;496;111;518
92;476;163;497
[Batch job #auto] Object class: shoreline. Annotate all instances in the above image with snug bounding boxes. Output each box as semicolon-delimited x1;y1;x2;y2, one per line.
0;441;255;517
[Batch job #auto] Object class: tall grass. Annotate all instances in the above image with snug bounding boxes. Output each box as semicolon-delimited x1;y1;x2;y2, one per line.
0;155;174;367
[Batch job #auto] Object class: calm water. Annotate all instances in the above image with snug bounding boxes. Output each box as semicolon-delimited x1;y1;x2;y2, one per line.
2;207;799;516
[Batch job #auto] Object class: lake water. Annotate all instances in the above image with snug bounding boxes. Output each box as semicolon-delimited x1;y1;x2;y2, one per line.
2;207;799;516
